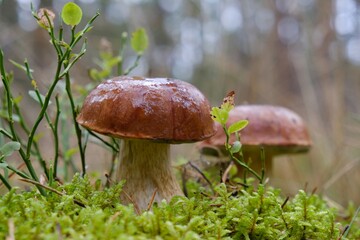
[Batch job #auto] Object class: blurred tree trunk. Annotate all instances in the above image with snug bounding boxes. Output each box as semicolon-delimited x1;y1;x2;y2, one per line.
313;0;344;161
269;1;297;102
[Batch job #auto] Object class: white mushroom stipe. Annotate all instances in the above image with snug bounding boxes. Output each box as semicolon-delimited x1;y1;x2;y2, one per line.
117;140;183;210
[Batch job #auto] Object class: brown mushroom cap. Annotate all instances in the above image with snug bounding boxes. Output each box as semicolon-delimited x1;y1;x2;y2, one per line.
200;105;311;154
76;76;216;143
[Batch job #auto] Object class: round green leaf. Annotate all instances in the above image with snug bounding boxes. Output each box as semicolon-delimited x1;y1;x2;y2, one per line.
131;28;149;54
0;162;8;169
28;90;50;105
210;107;229;125
61;2;83;26
230;141;242;154
0;141;20;157
217;108;229;125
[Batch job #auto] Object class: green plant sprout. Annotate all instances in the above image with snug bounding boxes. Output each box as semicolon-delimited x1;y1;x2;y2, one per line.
210;91;265;184
0;2;149;189
0;2;99;194
88;27;148;82
342;205;360;239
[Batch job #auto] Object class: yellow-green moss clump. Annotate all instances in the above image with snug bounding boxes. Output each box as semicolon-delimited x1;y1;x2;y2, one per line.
1;174;358;239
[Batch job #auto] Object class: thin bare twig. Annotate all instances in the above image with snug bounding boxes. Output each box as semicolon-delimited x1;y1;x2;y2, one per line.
338;225;349;240
281;196;290;209
0;162;26;189
105;173;113;188
181;167;188;197
146;188;157;211
56;223;63;240
6;218;15;240
122;190;141;215
19;178;85;207
188;161;215;194
222;161;234;184
323;159;360;190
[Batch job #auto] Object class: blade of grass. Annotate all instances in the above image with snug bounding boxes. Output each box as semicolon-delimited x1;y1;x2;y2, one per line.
342;205;360;238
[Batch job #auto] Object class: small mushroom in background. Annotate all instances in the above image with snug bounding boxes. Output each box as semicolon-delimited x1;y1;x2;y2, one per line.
197;105;312;178
77;76;215;210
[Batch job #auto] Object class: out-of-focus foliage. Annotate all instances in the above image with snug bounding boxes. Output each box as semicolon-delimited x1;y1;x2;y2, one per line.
131;28;148;55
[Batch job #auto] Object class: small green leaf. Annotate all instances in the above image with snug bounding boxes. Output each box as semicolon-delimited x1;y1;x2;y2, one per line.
12;114;20;122
61;2;83;26
58;40;70;49
89;69;101;81
230;141;242;154
210;107;221;121
65;147;79;160
131;28;149;55
221;101;234;112
9;60;33;73
33;133;44;143
13;95;23;105
229;164;238;176
0;141;20;157
210;107;229;125
84;26;93;34
0;162;8;169
29;90;50;105
99;51;112;60
0;127;12;137
218;110;229;125
0;110;8;119
74;25;94;38
105;56;121;68
228;120;249;134
0;110;20;122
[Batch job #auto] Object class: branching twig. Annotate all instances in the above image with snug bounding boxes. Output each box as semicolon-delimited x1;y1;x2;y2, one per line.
188;161;215;194
122;190;141;215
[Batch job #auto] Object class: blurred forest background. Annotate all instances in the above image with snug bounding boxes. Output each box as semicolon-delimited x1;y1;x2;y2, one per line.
1;0;360;207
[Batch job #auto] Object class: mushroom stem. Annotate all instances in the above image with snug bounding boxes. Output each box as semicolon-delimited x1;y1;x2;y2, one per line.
116;139;183;210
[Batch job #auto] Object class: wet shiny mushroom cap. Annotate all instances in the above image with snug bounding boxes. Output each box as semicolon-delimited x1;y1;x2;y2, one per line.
200;105;311;153
76;76;216;143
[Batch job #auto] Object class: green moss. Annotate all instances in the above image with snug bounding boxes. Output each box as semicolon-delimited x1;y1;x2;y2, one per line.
0;174;357;239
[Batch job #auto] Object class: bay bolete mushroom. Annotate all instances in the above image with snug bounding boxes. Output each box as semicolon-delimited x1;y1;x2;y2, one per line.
77;76;215;210
198;105;311;177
